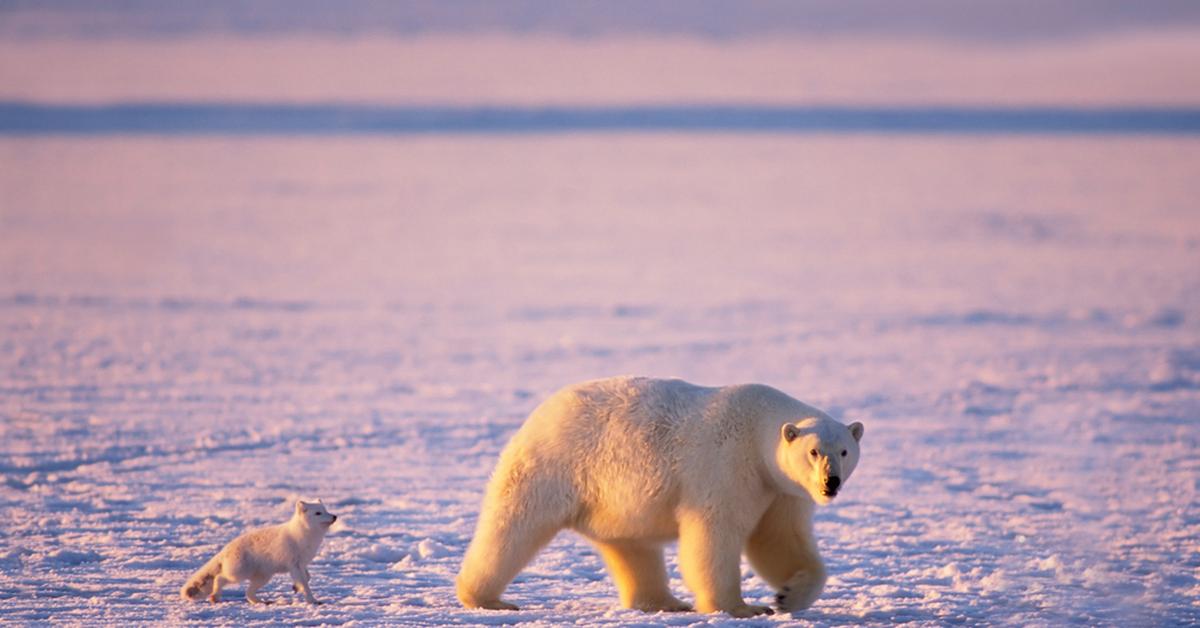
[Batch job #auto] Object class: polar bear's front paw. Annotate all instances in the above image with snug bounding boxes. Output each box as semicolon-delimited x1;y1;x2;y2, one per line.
775;570;825;612
631;595;693;613
727;603;774;618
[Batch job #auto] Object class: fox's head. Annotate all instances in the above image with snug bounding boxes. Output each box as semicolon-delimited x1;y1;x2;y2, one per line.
294;499;337;528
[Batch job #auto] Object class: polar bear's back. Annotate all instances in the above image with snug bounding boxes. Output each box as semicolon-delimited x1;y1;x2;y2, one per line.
509;376;811;468
523;375;710;439
512;376;711;465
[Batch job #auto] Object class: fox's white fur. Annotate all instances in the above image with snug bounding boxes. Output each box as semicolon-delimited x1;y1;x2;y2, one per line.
180;500;337;605
457;377;864;617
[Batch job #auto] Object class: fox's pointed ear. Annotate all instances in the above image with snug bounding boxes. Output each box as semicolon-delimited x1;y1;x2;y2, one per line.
849;422;864;442
781;423;801;443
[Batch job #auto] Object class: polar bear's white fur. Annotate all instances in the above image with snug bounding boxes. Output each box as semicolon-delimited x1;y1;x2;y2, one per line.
456;376;864;617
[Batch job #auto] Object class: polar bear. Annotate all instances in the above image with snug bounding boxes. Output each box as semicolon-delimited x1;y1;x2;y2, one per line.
456;376;864;617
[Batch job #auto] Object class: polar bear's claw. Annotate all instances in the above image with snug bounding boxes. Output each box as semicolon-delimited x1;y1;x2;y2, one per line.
775;570;824;612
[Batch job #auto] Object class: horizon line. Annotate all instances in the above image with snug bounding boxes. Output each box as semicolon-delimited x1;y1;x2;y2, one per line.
2;102;1199;135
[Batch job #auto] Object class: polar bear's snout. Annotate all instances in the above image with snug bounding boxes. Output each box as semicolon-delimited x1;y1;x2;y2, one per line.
822;476;841;497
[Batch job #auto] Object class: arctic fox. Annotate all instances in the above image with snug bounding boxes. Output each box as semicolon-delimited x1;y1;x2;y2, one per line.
180;499;337;604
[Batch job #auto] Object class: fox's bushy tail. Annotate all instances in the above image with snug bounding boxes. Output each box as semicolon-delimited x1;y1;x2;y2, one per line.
180;555;221;601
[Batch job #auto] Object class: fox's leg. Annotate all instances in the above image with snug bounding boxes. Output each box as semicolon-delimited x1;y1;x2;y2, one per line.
246;574;272;604
292;568;309;593
289;565;320;604
209;574;226;603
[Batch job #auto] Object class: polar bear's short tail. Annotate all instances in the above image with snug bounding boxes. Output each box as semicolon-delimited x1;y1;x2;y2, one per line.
180;555;221;601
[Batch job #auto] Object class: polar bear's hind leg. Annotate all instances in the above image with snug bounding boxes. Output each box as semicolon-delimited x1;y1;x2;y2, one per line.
457;505;563;610
457;456;573;611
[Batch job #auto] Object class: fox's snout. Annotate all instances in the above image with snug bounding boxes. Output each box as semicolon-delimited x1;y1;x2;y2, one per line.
181;583;206;601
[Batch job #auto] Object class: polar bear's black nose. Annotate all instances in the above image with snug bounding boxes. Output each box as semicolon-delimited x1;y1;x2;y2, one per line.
824;476;841;493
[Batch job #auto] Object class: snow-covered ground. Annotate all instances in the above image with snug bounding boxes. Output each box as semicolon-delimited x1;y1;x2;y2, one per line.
1;134;1198;625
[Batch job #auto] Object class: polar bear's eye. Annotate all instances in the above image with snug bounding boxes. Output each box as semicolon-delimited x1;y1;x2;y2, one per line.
809;449;818;457
841;450;847;457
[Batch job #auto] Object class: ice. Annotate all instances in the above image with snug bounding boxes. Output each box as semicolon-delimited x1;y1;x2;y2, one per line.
1;133;1197;625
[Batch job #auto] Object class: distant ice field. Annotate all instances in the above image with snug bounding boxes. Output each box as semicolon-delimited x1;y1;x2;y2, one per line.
1;134;1197;625
3;103;1200;135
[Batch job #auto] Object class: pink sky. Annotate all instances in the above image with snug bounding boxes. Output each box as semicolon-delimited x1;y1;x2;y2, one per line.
2;31;1199;106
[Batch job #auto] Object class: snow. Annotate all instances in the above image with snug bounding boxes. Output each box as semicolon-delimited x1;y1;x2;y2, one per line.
1;133;1198;626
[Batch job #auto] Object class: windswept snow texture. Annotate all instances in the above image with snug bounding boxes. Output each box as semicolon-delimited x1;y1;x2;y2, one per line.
1;135;1198;626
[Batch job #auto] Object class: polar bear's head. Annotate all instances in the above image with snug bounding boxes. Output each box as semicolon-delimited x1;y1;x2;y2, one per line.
777;417;864;505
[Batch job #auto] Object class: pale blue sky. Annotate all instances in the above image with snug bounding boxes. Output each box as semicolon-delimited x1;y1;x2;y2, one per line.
2;0;1199;41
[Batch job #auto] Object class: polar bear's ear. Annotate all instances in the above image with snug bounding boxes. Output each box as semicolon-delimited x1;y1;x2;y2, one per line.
849;422;864;442
782;424;801;443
